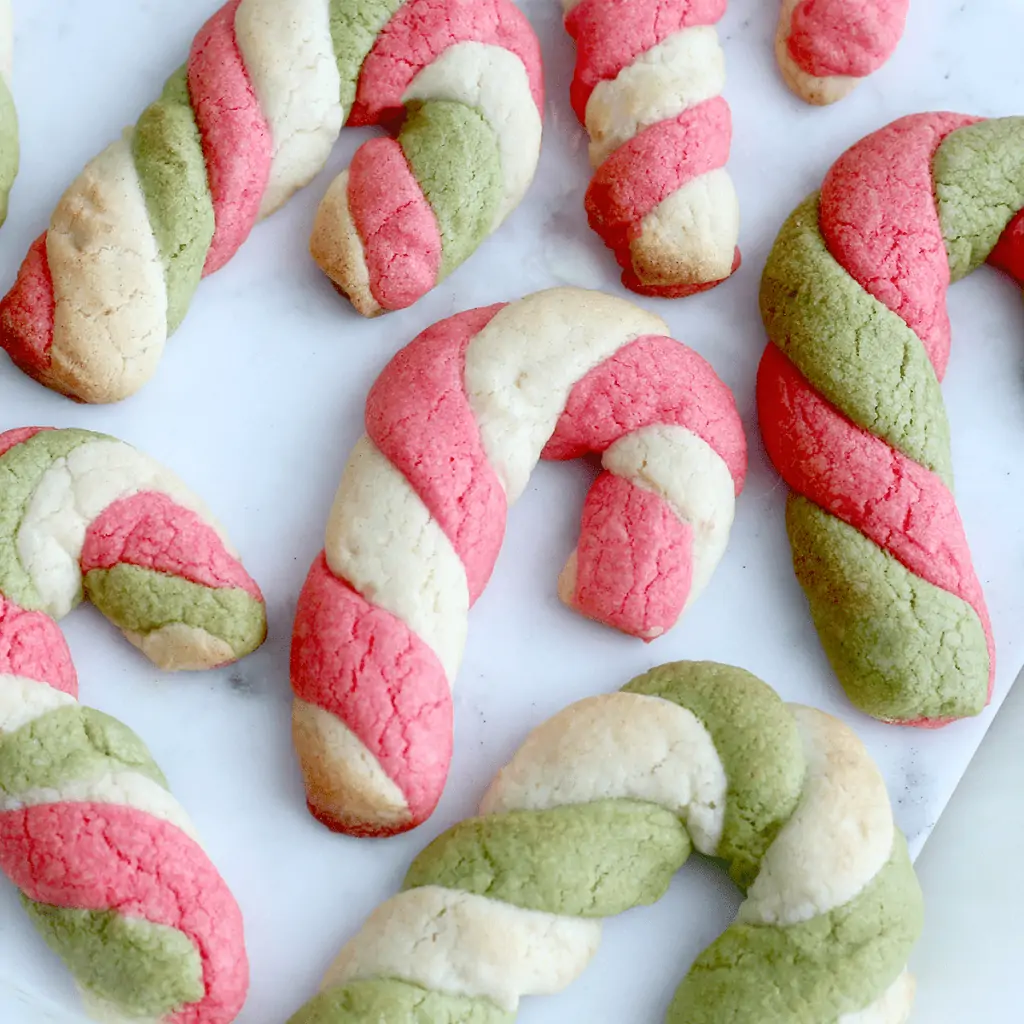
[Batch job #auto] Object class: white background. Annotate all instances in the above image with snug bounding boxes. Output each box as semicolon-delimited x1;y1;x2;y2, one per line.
1;0;1022;1020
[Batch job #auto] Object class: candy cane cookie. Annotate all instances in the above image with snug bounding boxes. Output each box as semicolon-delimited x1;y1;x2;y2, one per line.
291;287;747;837
0;0;543;403
0;426;266;1021
562;0;741;297
758;114;1024;725
285;661;924;1024
0;0;16;225
776;1;909;105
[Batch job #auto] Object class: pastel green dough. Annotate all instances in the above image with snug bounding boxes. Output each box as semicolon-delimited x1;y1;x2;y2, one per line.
0;705;167;796
0;75;18;226
289;978;511;1024
23;902;205;1018
405;800;691;916
328;0;406;114
669;835;922;1023
0;428;106;610
399;101;503;278
786;495;989;721
131;65;215;333
84;564;266;658
759;193;952;482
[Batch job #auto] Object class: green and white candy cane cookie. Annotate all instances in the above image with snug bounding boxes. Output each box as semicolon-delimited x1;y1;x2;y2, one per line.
286;662;924;1023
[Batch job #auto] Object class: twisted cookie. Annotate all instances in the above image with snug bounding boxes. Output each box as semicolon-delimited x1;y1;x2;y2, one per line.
291;287;746;837
286;661;924;1024
775;0;909;105
0;0;15;224
0;427;266;1021
563;0;740;296
758;114;1024;725
0;0;542;403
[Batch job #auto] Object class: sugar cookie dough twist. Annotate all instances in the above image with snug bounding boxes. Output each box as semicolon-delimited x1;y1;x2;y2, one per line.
0;0;16;224
563;0;740;296
285;662;924;1024
0;426;266;1022
757;114;1024;726
776;0;909;105
290;287;747;837
0;0;543;403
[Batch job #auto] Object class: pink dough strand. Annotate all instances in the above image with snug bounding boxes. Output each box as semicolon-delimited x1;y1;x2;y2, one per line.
0;803;248;1024
347;139;444;311
573;472;694;639
565;0;725;120
290;553;452;830
366;304;507;602
0;234;56;376
350;0;544;126
788;0;910;79
758;343;995;687
0;594;77;696
819;112;980;379
80;492;263;601
187;0;273;275
989;208;1024;283
543;333;747;492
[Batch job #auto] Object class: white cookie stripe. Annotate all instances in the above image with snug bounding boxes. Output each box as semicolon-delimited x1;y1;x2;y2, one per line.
403;42;543;225
291;289;746;836
234;0;343;217
46;139;168;405
321;886;601;1011
291;664;924;1022
0;674;76;733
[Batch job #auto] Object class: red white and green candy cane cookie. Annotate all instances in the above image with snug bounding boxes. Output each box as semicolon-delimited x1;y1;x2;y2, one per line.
0;0;16;225
0;0;543;403
758;113;1024;726
285;662;923;1024
562;0;741;296
0;426;266;1022
775;0;910;105
290;287;747;837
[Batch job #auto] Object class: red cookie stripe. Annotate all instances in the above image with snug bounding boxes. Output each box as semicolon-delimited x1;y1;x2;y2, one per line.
187;0;273;275
585;97;732;269
989;208;1024;283
565;0;726;120
0;594;77;696
366;304;507;602
290;553;452;828
0;234;56;377
79;492;263;601
758;342;996;687
347;139;444;312
0;802;247;1024
787;0;909;79
350;0;544;127
819;112;979;379
543;333;747;493
573;472;694;639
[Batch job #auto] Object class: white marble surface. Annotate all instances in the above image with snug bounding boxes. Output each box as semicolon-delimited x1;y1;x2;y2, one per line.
0;0;1022;1021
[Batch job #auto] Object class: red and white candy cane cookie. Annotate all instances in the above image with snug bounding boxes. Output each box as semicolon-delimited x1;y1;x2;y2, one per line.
0;427;266;1021
0;0;543;403
562;0;741;297
775;0;910;105
290;287;747;837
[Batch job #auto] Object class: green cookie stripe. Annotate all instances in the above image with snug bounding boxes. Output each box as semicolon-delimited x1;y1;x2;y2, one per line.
0;704;167;797
759;193;952;483
84;564;266;659
934;117;1024;282
403;800;691;917
787;495;990;721
131;65;215;334
288;977;511;1024
668;834;923;1024
328;0;406;116
24;902;204;1018
624;664;804;890
0;75;18;226
0;428;110;611
399;101;503;279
